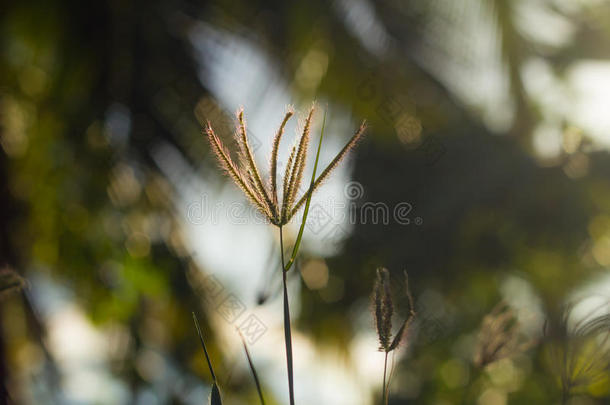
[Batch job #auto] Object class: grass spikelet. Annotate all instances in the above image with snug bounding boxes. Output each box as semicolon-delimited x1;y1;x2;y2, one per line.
247;168;272;216
270;108;294;207
374;267;393;352
281;145;297;223
206;124;270;218
288;104;315;207
236;109;275;218
283;152;301;223
289;120;366;220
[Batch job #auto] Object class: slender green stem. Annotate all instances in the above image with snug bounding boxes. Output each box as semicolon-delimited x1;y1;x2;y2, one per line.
276;108;328;404
279;226;295;405
382;351;388;405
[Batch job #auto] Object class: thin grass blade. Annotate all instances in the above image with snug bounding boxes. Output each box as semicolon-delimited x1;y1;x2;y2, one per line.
192;312;219;384
238;329;266;405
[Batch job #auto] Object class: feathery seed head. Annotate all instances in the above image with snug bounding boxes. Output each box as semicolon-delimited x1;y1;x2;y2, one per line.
374;267;393;352
473;302;534;368
373;268;416;353
205;105;365;227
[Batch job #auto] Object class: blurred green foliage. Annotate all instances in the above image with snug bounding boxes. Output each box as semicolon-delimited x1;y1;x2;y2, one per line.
2;0;610;404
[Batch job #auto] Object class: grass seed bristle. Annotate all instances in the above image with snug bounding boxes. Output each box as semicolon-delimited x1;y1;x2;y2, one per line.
206;124;271;217
281;145;298;223
288;104;315;206
374;268;393;352
270;108;294;208
236;109;276;217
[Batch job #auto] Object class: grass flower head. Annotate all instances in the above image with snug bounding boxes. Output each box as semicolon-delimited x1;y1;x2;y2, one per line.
205;104;366;226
